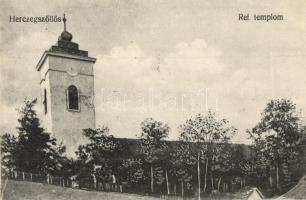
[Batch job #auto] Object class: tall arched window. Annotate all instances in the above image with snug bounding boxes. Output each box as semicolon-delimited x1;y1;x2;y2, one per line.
68;85;79;110
43;89;47;114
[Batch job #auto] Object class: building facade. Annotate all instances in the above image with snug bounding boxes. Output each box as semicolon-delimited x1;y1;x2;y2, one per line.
36;20;96;156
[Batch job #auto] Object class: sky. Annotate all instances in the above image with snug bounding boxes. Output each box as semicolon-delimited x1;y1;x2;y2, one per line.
1;0;306;143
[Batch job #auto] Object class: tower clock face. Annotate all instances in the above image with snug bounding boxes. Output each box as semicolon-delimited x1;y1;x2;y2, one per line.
67;68;78;76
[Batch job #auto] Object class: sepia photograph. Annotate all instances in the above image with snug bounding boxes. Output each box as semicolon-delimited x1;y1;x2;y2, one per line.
1;0;306;199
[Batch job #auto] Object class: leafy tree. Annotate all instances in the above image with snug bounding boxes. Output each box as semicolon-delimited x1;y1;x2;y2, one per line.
211;144;247;192
179;110;236;198
210;143;232;191
119;158;146;187
169;142;195;197
1;98;66;175
138;118;170;193
77;127;119;160
248;99;301;192
76;126;121;188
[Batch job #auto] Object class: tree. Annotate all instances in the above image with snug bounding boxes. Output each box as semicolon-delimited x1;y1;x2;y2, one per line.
249;99;301;192
1;98;66;175
210;143;232;192
119;158;146;189
138;118;170;193
169;142;195;197
179;110;236;198
1;133;18;172
76;126;120;189
77;127;119;160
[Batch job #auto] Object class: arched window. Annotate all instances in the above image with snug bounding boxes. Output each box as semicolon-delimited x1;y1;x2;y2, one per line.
43;89;47;114
67;85;79;110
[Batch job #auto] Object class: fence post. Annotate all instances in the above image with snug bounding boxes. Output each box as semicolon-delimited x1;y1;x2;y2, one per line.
22;172;25;180
30;173;32;181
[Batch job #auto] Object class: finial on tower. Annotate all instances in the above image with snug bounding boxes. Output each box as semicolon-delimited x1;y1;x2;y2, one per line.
63;13;67;32
59;13;72;41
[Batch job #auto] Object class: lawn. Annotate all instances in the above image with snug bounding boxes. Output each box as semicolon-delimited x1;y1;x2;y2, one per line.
2;179;273;200
2;180;161;200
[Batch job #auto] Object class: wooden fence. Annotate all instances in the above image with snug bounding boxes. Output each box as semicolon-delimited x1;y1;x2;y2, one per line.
6;170;72;187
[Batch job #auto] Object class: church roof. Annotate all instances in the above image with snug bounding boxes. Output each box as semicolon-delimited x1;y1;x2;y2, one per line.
277;175;306;199
231;187;264;200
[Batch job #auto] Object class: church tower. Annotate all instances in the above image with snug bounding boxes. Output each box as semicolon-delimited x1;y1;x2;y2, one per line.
36;15;96;156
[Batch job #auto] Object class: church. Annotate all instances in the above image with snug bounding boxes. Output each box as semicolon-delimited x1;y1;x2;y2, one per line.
36;15;96;156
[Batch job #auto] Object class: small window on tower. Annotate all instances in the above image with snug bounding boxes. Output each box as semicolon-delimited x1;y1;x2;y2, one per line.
67;85;79;110
43;89;47;114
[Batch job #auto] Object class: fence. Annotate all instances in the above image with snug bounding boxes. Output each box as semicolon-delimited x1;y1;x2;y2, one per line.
2;170;225;200
6;170;72;187
4;170;131;194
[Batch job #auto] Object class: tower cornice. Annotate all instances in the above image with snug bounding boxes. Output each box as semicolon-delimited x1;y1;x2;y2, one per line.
36;51;96;71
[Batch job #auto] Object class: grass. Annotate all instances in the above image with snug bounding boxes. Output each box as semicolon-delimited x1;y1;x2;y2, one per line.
2;179;273;200
2;180;160;200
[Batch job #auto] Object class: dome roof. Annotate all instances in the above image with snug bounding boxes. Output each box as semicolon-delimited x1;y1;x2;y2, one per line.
59;31;73;41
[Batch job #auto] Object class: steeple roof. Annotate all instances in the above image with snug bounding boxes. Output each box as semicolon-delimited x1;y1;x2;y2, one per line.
49;14;88;57
36;14;96;71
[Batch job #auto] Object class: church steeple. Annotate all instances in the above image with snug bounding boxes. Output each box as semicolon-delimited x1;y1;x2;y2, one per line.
58;14;73;42
49;13;88;57
35;14;96;156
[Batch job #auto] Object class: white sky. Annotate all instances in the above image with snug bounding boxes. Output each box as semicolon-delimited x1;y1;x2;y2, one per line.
1;0;306;143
